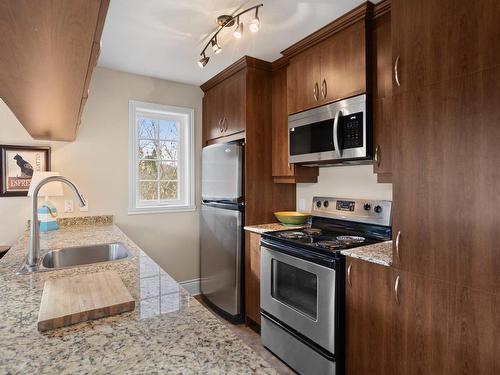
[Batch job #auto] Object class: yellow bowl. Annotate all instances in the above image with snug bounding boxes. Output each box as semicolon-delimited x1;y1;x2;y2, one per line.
274;211;311;226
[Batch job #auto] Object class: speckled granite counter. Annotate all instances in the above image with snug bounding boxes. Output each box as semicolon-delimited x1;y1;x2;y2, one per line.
244;222;307;234
341;240;393;266
0;223;278;374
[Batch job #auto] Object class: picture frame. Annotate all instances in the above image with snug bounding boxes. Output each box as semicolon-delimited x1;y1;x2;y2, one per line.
0;145;51;197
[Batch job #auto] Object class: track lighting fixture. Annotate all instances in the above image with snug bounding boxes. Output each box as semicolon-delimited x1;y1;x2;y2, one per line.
197;53;209;68
249;8;260;33
197;4;263;68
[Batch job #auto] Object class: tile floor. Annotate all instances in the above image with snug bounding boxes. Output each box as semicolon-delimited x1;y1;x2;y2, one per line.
194;296;296;374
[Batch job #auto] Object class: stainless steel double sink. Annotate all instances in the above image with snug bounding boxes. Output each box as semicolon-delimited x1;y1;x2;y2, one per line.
18;242;133;274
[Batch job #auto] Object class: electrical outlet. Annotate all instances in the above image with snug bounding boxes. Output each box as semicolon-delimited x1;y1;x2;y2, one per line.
79;201;89;212
64;199;74;213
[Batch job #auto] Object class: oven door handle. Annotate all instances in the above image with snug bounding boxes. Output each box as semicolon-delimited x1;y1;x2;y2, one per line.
260;239;337;269
333;110;342;158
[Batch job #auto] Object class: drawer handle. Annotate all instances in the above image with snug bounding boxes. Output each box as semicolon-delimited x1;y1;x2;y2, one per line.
347;263;352;287
321;79;327;99
394;55;401;87
374;145;381;167
395;231;401;261
394;275;401;305
313;82;319;101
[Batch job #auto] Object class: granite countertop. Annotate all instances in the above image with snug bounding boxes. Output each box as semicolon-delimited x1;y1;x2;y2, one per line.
341;240;393;267
244;222;308;234
0;220;278;374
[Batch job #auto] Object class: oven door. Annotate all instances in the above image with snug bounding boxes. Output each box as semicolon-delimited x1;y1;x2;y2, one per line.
288;94;369;164
260;246;336;354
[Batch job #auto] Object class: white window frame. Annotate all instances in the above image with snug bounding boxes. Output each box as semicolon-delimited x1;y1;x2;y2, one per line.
128;100;195;214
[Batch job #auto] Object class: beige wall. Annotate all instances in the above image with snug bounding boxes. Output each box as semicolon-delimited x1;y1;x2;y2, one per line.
296;165;393;211
0;67;203;282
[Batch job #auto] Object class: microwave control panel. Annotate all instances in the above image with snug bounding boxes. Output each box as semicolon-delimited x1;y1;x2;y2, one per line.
341;112;363;149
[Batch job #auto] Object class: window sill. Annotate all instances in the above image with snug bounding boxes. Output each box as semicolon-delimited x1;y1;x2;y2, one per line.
128;205;197;215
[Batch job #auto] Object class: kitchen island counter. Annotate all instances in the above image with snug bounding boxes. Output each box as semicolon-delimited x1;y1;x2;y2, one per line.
0;221;277;374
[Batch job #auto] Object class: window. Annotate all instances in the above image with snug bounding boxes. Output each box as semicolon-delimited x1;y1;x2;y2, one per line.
129;101;195;213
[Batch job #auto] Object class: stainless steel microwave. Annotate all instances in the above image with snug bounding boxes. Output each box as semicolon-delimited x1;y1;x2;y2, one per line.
288;94;372;166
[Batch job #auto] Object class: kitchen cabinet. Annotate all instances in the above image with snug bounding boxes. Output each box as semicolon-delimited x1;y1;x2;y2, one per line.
244;231;261;326
371;9;392;181
391;0;500;94
391;270;455;375
203;70;245;141
0;0;109;141
345;258;392;375
392;67;500;293
271;65;318;183
286;18;367;115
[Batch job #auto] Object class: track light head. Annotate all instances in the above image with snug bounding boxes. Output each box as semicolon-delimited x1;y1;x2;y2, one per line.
233;17;243;39
198;53;209;68
211;38;222;54
249;8;260;32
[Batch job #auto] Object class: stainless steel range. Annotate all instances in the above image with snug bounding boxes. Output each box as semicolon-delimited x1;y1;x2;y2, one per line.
260;197;392;375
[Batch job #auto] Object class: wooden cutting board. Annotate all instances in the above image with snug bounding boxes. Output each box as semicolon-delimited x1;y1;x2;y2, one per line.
38;271;135;332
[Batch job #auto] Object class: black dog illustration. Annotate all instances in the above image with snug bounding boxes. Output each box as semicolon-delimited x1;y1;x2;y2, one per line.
13;154;34;178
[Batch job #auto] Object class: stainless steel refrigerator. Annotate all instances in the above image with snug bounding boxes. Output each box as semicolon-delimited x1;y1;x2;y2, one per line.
200;142;244;322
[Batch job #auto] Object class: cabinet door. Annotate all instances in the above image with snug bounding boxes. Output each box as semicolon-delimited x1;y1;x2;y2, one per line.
345;258;393;375
320;20;366;103
222;70;246;136
204;86;223;141
391;270;455;375
446;286;500;374
287;45;321;114
372;11;392;177
244;231;261;325
392;68;500;293
392;0;500;93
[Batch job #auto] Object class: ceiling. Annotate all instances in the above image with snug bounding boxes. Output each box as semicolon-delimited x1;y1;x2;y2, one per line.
99;0;378;86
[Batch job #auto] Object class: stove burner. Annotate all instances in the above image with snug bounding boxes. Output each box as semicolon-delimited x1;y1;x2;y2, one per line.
278;231;308;239
336;235;366;244
314;240;344;250
303;228;322;236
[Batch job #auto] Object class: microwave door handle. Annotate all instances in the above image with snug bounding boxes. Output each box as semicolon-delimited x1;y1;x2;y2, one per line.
333;110;342;158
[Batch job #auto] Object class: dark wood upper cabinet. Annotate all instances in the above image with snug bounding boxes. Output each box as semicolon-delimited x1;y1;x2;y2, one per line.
204;85;223;141
286;45;322;115
371;8;392;180
392;0;500;93
222;70;246;137
320;20;366;103
392;67;500;294
272;65;318;183
345;258;393;375
0;0;109;141
284;4;371;115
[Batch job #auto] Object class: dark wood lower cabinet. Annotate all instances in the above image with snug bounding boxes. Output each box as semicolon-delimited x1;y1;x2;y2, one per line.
245;231;261;325
345;258;392;375
347;262;500;375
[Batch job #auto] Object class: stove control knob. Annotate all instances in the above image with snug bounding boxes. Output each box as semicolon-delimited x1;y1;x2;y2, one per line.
323;200;329;208
364;203;371;211
316;200;322;208
374;205;383;213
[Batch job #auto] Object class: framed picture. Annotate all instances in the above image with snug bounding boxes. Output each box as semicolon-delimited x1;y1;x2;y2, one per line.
0;145;51;197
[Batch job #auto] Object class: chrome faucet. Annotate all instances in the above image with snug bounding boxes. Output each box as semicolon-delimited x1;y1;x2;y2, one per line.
26;176;86;270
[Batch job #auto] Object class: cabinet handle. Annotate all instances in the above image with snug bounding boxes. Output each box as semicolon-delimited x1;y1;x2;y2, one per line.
395;230;401;261
313;82;319;101
374;145;381;167
219;118;223;133
321;79;327;99
223;117;228;132
394;55;401;87
347;263;352;287
394;275;401;305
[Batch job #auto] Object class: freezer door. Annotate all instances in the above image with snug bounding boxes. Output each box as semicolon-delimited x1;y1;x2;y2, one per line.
201;143;243;202
200;203;243;316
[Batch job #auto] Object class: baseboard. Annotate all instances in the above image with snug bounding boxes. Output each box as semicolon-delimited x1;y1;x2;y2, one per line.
179;278;201;296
